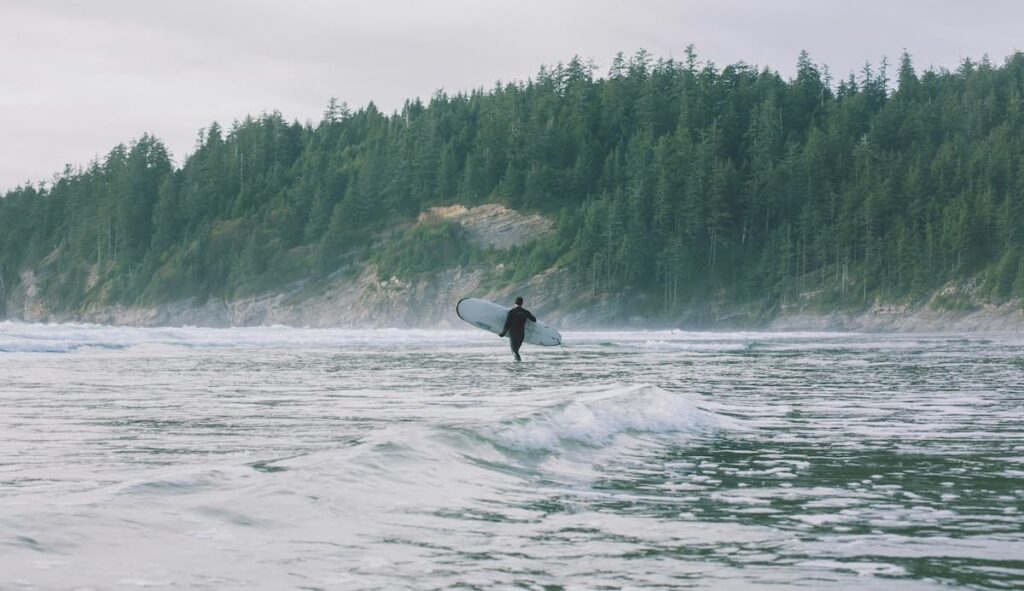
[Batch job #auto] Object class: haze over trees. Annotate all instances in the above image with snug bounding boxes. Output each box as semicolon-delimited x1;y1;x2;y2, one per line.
2;48;1023;318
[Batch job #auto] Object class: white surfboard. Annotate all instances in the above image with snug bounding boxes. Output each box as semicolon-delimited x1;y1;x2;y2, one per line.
456;298;562;346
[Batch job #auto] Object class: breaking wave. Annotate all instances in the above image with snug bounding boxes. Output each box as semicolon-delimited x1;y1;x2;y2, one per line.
0;321;487;353
482;384;723;452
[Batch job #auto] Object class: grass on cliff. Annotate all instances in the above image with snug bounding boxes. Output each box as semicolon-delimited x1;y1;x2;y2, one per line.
373;217;566;288
374;220;476;280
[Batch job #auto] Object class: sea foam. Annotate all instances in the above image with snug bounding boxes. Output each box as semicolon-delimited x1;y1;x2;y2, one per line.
0;321;487;353
485;384;722;451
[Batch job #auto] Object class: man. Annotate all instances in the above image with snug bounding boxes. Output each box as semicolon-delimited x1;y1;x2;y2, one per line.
499;296;536;361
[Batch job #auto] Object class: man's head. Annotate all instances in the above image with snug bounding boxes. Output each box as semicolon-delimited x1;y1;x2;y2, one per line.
515;296;524;306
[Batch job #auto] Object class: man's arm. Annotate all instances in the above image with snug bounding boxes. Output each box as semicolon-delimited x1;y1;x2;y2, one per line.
527;310;537;322
499;309;512;337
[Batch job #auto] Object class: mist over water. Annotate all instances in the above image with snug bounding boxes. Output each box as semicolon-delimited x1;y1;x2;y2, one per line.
1;323;1022;589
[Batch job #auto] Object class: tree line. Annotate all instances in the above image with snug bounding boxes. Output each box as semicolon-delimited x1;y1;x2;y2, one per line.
2;48;1023;318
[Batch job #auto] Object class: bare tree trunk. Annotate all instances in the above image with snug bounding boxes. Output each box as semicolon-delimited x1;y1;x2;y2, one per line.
663;269;670;315
709;228;717;276
672;272;678;311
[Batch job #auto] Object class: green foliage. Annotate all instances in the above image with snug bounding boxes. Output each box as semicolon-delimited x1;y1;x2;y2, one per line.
374;220;471;280
984;249;1020;299
3;50;1024;317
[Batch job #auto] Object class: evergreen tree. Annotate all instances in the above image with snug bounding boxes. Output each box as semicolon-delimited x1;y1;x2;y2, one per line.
3;49;1024;317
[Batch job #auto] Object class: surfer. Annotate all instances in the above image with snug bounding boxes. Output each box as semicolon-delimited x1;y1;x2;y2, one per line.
499;296;536;362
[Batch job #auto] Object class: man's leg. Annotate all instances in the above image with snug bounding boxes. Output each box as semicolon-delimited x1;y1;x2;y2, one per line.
511;333;524;361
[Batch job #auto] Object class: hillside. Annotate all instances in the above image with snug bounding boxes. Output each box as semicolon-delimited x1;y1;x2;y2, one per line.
2;49;1024;329
5;201;1022;331
3;203;575;327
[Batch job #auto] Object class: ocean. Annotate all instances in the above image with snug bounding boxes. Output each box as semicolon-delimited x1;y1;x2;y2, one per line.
1;323;1022;589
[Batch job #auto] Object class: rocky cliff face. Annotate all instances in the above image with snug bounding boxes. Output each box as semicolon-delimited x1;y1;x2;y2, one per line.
768;292;1024;332
7;264;589;329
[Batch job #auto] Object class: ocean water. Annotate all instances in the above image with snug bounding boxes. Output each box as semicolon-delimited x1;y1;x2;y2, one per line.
1;323;1022;590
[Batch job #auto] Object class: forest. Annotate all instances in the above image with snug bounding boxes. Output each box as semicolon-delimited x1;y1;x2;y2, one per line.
2;48;1023;319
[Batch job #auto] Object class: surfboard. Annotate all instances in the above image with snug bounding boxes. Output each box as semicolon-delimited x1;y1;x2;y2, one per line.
456;298;562;346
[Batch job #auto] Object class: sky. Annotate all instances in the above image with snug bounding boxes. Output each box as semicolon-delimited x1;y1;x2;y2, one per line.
1;0;1021;192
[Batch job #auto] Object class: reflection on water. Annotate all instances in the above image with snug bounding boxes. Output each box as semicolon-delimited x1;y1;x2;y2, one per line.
1;325;1022;589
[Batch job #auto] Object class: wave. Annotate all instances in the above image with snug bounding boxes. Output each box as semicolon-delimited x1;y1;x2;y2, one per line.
560;330;860;354
212;384;732;509
6;321;948;356
481;384;723;452
0;321;490;353
15;382;731;547
237;385;728;484
633;340;753;353
0;321;850;355
563;330;854;343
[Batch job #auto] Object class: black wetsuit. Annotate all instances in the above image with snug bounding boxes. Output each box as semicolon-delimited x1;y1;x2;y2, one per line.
500;306;536;359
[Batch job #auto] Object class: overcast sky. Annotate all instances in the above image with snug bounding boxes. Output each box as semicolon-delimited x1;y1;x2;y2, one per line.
2;0;1021;191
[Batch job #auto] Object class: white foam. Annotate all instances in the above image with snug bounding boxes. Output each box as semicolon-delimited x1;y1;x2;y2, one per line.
633;340;752;353
0;321;488;353
486;384;722;451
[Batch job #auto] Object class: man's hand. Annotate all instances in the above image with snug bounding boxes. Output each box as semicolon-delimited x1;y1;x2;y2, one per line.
499;331;506;337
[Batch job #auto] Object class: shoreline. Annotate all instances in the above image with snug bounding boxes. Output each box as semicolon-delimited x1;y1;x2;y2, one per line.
7;260;1024;333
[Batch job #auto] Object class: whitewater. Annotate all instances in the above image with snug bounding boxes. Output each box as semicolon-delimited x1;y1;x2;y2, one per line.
1;323;1022;589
